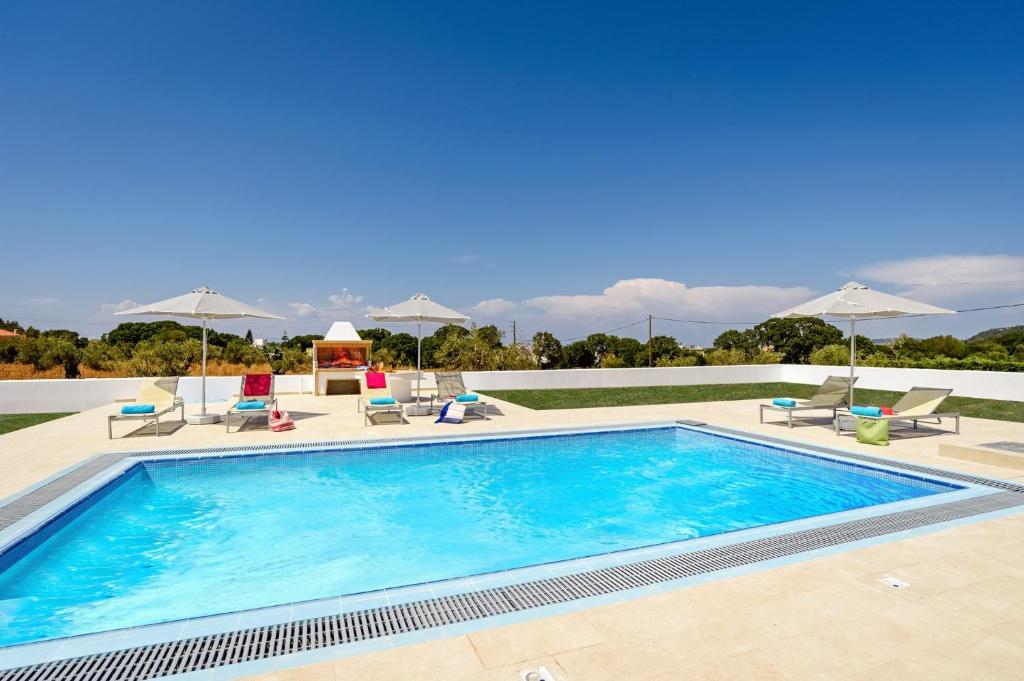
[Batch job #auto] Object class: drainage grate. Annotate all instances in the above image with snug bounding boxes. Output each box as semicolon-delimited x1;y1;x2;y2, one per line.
3;490;1021;681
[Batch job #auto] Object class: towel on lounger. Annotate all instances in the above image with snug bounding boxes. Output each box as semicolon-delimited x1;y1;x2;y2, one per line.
121;404;156;414
772;398;797;408
235;400;266;410
366;372;387;389
369;397;396;405
455;394;478;403
851;405;883;417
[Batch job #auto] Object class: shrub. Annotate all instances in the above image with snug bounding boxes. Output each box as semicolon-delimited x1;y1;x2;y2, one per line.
130;338;202;376
809;344;850;366
496;344;537;370
655;355;699;367
749;349;784;364
81;340;123;371
222;338;268;366
270;347;309;374
703;348;748;365
600;353;627;368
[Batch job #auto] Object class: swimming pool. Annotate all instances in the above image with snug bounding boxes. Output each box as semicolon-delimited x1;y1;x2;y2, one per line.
0;425;964;648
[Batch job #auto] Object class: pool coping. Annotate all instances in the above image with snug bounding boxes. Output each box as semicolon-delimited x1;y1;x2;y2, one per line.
1;421;1022;678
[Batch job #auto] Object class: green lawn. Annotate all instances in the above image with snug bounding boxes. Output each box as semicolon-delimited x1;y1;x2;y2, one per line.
486;382;1024;423
0;412;74;435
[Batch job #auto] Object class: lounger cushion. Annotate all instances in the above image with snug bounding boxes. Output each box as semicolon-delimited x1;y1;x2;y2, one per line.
851;405;883;417
235;401;266;410
243;374;272;397
369;397;396;405
455;394;479;403
121;404;156;414
772;398;797;407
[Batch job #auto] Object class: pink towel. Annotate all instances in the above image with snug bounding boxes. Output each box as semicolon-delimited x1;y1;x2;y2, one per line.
243;374;272;397
366;372;387;389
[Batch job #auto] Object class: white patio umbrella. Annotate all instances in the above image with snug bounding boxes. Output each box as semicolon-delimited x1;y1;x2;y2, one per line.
772;281;954;405
115;287;284;424
367;293;469;410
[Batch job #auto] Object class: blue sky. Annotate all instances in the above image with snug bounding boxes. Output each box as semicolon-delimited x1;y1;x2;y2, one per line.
1;1;1021;344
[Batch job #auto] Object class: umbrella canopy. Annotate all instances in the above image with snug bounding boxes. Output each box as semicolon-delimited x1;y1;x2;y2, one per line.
115;287;284;320
772;282;955;404
368;293;469;407
116;287;284;423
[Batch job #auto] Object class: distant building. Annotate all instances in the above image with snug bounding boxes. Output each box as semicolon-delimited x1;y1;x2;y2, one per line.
252;338;265;347
0;329;20;338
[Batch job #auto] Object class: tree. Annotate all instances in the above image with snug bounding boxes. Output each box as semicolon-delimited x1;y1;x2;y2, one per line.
270;346;308;374
359;328;392;346
475;325;504;349
561;341;596;368
713;329;756;354
82;340;124;370
0;318;24;333
584;334;613;364
531;332;563;369
648;336;682;365
244;329;254;345
223;338;268;366
704;348;748;365
749;318;842;364
610;337;644;367
380;332;418;367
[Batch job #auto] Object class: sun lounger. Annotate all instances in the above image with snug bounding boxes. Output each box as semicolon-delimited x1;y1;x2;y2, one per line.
226;374;278;432
431;371;488;420
357;371;405;426
108;377;185;439
759;375;856;428
835;387;959;435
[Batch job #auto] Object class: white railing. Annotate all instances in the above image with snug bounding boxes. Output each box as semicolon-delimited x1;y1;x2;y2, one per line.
0;366;1020;414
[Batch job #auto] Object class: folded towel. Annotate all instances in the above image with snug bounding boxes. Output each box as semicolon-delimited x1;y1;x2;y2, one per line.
121;404;155;415
366;372;387;389
772;398;797;408
851;405;883;417
369;397;396;405
455;394;479;403
235;400;266;410
880;406;894;415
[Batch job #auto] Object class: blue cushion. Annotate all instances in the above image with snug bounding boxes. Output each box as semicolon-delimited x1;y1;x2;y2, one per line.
772;398;797;408
369;397;396;405
121;404;155;415
235;400;266;410
455;394;479;403
851;405;883;417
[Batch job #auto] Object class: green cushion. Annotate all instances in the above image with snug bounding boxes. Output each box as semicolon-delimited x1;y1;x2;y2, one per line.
856;417;889;446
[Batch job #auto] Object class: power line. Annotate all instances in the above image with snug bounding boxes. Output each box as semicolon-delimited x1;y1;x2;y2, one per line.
561;318;649;343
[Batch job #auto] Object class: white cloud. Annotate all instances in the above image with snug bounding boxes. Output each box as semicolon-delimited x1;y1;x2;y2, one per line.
469;278;814;341
854;254;1024;299
287;302;319;317
288;289;369;321
471;298;521;315
101;299;140;315
327;289;364;307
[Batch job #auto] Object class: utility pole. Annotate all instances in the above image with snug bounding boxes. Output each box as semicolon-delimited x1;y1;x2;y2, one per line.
511;320;517;346
647;314;653;367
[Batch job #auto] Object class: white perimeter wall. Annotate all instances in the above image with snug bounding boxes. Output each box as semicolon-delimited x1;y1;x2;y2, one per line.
0;366;1020;414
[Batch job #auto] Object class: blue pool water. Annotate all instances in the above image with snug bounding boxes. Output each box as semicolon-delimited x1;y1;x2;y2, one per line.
0;427;958;646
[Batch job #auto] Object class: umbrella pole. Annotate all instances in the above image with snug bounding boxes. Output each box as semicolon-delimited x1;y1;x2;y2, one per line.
849;317;856;406
201;317;208;417
416;321;422;405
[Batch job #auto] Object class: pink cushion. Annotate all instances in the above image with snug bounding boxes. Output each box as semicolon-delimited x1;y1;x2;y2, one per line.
366;372;387;389
243;374;272;397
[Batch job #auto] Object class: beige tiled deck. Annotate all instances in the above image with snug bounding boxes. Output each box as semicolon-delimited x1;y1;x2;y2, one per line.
2;393;1023;679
